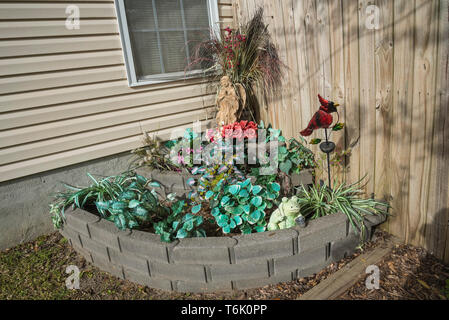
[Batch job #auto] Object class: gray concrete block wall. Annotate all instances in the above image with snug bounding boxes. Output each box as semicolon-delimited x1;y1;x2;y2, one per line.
60;207;386;293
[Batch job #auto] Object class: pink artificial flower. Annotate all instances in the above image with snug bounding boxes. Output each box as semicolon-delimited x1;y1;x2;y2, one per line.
223;128;234;140
232;125;244;140
244;128;257;140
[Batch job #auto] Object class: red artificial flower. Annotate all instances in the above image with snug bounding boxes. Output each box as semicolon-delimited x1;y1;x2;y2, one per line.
239;120;248;128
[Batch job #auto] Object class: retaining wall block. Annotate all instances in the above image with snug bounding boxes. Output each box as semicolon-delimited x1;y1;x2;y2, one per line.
88;219;130;251
123;266;172;291
60;224;82;248
108;247;150;276
171;237;237;265
363;213;387;228
174;280;233;293
149;260;207;282
296;260;331;279
294;213;348;252
90;251;125;279
274;245;327;275
209;260;269;282
330;233;360;262
232;228;298;264
64;207;100;237
119;229;177;263
232;272;295;290
78;234;109;260
70;242;93;263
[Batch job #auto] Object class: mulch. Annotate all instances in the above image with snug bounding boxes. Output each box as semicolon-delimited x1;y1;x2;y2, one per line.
1;230;447;300
337;242;449;300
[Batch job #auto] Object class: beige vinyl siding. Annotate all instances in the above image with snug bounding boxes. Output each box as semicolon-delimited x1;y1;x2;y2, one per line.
0;0;234;182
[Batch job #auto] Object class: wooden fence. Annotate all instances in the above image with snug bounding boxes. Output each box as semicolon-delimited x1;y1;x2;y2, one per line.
233;0;449;262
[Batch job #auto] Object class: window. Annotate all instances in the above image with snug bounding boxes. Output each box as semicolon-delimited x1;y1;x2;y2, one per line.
115;0;220;87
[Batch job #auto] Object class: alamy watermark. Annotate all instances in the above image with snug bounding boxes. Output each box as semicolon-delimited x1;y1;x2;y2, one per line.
168;121;279;175
65;265;80;290
65;5;80;30
365;265;380;290
365;5;380;30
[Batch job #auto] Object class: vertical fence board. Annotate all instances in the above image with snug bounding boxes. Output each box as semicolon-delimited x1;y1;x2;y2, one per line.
374;0;394;206
342;0;361;185
408;0;440;246
292;0;313;135
389;0;416;241
426;0;449;262
358;0;377;195
282;0;303;140
328;0;346;184
273;0;295;139
316;0;333;99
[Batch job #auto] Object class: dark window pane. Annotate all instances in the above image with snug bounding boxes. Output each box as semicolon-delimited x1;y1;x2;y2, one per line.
155;0;182;30
184;0;210;29
125;0;155;31
159;31;188;73
122;0;212;78
129;31;162;77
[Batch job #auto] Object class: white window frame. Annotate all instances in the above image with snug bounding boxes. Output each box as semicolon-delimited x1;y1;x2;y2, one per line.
114;0;220;87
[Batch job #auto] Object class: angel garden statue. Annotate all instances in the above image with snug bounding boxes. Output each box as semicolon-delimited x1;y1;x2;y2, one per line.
215;76;246;126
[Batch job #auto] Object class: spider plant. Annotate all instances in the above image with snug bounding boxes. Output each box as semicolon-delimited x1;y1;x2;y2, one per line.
296;178;390;240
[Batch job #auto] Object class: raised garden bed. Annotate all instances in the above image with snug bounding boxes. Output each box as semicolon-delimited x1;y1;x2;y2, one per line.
60;207;385;293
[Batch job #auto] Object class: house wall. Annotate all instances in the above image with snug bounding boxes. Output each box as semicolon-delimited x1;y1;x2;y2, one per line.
0;0;234;183
235;0;449;263
0;0;235;249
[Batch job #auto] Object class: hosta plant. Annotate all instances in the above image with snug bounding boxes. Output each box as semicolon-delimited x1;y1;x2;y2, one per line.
153;200;205;243
207;178;281;234
295;179;390;241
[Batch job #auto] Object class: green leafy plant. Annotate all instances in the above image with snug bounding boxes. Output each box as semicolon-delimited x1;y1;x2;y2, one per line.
50;172;164;231
153;200;205;243
278;137;315;175
206;178;281;234
295;178;390;241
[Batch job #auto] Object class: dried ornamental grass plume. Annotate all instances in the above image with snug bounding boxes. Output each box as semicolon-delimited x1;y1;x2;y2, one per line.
187;7;285;112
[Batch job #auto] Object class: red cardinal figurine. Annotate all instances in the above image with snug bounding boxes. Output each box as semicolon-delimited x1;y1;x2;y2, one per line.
300;94;340;136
